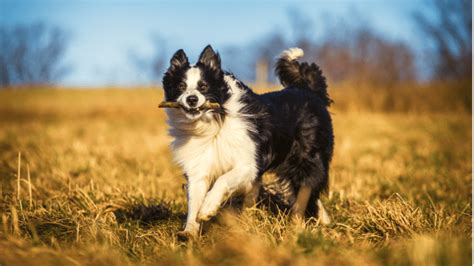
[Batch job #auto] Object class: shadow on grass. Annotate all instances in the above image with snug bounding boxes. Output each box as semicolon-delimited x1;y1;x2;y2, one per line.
112;187;292;228
114;203;186;226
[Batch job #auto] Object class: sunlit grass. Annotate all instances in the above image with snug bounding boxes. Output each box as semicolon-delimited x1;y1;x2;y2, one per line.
0;88;471;265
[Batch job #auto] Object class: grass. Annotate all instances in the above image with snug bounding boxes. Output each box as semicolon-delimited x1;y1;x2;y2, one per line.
0;87;471;265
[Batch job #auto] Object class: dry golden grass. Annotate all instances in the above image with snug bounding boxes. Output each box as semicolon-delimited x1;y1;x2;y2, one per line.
0;87;471;265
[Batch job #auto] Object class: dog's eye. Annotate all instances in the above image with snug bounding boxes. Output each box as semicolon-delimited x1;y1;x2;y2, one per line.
178;82;186;91
198;83;208;91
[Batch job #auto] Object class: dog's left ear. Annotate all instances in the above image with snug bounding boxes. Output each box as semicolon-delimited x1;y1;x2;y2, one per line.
198;45;221;71
168;49;189;72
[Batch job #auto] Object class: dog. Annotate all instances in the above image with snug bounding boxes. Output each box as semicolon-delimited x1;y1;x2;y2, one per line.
162;45;334;240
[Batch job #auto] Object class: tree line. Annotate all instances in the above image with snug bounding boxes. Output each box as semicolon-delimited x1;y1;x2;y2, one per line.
0;0;470;87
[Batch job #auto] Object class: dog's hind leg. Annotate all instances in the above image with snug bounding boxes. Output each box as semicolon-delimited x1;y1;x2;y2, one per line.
291;185;312;218
304;153;331;224
304;189;331;224
243;180;261;208
317;199;331;224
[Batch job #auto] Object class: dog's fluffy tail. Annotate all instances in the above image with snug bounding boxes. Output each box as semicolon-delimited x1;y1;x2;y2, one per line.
275;48;332;106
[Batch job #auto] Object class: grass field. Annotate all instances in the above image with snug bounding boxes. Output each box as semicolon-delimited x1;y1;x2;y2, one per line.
0;88;471;265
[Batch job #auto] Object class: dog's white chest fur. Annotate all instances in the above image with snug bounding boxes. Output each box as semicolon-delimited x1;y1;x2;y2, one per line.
173;117;254;180
167;75;257;186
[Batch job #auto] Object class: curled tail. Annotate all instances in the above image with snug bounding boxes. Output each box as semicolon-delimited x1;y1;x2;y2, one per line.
275;48;332;106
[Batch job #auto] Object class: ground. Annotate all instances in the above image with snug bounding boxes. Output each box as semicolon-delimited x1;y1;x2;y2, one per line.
0;88;471;265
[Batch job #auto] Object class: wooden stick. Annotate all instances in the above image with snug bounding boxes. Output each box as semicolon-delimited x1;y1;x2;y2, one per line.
158;101;221;109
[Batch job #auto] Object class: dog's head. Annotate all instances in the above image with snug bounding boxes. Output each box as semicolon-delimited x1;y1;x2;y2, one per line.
162;45;229;121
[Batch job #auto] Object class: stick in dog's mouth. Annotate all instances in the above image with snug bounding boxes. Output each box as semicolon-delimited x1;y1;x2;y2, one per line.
158;101;221;110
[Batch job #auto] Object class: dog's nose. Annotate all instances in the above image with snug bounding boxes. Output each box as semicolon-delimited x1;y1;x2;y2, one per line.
186;95;199;107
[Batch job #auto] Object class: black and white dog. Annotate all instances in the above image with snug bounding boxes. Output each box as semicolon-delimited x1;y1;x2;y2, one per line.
162;45;333;240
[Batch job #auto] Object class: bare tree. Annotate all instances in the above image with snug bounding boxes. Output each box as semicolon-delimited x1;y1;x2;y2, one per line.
414;0;472;80
314;25;417;87
0;23;70;87
251;9;314;83
287;8;315;55
244;9;417;87
254;30;288;82
128;35;167;84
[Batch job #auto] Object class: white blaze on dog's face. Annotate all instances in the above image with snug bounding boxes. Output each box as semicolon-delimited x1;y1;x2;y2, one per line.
175;67;207;120
162;45;229;122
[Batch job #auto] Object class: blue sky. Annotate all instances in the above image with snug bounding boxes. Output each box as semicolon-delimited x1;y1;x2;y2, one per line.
1;0;428;86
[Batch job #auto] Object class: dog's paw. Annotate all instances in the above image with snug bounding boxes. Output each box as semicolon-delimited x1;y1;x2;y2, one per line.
317;200;331;225
197;201;218;222
197;208;215;222
177;230;197;242
197;212;212;222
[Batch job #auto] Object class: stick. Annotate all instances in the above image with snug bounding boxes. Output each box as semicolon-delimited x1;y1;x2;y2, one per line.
158;101;221;109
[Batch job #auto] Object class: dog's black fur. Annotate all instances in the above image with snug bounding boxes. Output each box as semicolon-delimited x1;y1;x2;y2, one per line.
236;54;333;216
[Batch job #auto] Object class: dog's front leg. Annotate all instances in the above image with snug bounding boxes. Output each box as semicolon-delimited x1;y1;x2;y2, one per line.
178;178;209;240
197;166;255;222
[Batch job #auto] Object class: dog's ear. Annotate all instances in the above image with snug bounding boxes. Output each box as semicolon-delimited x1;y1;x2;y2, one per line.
198;45;221;71
168;49;189;71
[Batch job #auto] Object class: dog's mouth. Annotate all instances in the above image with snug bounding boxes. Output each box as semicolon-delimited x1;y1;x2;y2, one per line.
174;101;220;120
181;106;202;115
178;104;208;119
180;105;205;114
